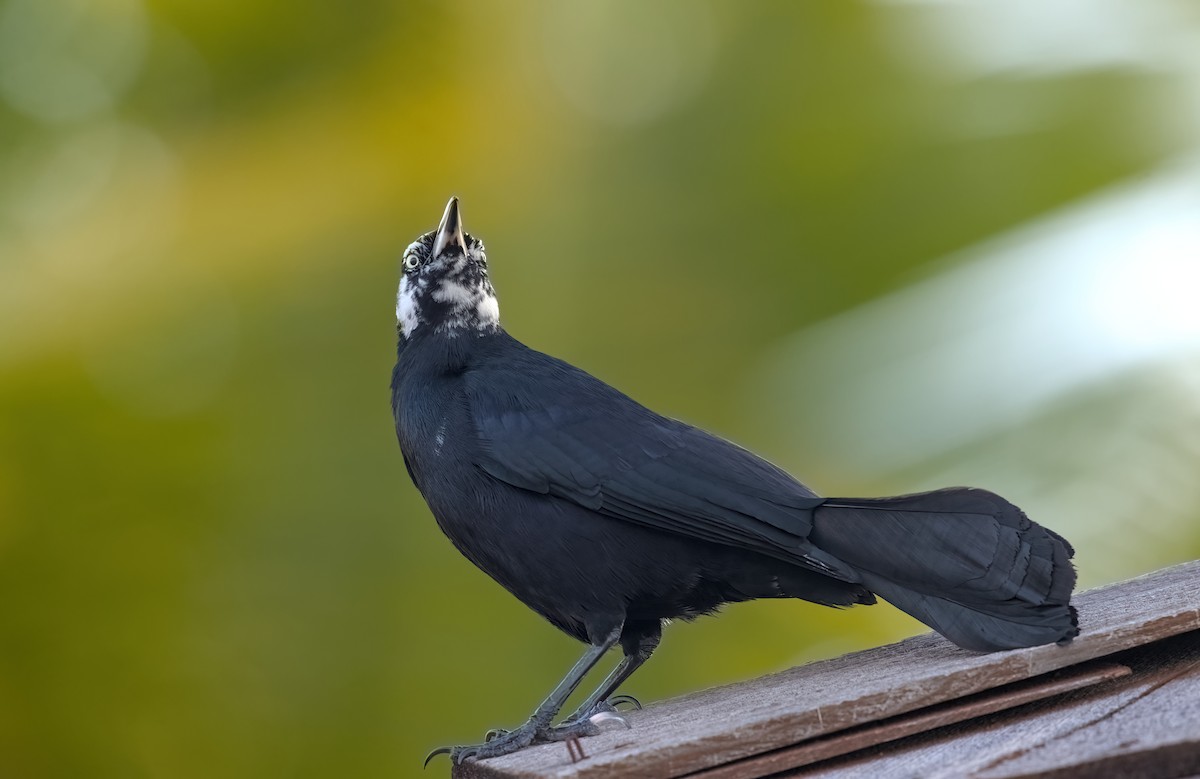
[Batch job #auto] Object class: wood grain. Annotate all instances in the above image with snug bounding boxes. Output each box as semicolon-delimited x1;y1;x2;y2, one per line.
455;560;1200;779
799;631;1200;778
689;661;1132;779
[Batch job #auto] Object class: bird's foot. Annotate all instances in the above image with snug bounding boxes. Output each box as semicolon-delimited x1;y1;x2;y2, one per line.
423;722;540;766
423;701;638;766
423;710;632;766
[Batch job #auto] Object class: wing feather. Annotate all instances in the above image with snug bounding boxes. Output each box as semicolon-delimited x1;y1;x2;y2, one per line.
467;352;856;581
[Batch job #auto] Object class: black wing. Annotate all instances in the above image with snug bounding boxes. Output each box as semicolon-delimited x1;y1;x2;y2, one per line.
466;343;858;581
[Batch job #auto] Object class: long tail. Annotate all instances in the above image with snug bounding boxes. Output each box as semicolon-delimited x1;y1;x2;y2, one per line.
809;487;1078;651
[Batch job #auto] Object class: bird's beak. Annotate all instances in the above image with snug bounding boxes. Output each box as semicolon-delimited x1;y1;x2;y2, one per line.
432;197;467;258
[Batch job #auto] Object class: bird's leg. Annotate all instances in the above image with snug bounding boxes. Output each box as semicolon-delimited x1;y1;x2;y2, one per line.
565;654;646;720
425;623;622;765
541;623;662;741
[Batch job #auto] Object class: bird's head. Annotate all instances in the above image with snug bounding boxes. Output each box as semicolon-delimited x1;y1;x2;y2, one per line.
396;197;499;337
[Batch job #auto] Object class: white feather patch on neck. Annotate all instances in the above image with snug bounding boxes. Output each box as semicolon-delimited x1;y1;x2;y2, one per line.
396;262;500;335
396;275;422;335
476;294;500;326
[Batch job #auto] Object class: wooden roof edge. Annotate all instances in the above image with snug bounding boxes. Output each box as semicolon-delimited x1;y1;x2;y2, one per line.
457;559;1200;779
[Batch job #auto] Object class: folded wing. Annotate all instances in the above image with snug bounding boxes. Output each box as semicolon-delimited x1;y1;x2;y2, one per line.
467;356;856;582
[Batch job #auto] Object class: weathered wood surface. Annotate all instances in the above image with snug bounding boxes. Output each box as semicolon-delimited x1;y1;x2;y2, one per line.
799;631;1200;778
456;560;1200;779
691;661;1133;779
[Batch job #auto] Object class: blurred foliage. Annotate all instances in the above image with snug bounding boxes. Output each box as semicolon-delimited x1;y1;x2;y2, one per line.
1;1;1198;777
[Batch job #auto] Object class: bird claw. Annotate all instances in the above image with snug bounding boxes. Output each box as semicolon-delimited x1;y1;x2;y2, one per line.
422;723;540;765
423;746;453;768
607;694;642;711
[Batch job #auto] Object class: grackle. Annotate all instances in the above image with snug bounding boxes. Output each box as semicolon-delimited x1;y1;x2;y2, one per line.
391;198;1078;764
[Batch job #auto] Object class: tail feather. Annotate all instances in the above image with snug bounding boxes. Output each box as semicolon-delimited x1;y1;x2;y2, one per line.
811;487;1078;652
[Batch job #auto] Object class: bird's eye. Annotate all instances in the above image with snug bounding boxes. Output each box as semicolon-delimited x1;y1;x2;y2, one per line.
403;255;420;272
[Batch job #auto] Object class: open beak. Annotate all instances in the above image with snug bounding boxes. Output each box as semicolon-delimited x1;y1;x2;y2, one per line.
432;197;467;258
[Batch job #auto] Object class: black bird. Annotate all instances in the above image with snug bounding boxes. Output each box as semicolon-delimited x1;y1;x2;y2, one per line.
392;198;1078;764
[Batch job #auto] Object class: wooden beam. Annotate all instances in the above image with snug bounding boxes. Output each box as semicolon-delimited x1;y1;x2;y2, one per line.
795;631;1200;778
456;560;1200;779
689;660;1132;778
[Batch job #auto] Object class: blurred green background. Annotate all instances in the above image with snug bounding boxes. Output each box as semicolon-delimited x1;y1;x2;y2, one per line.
2;1;1199;777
